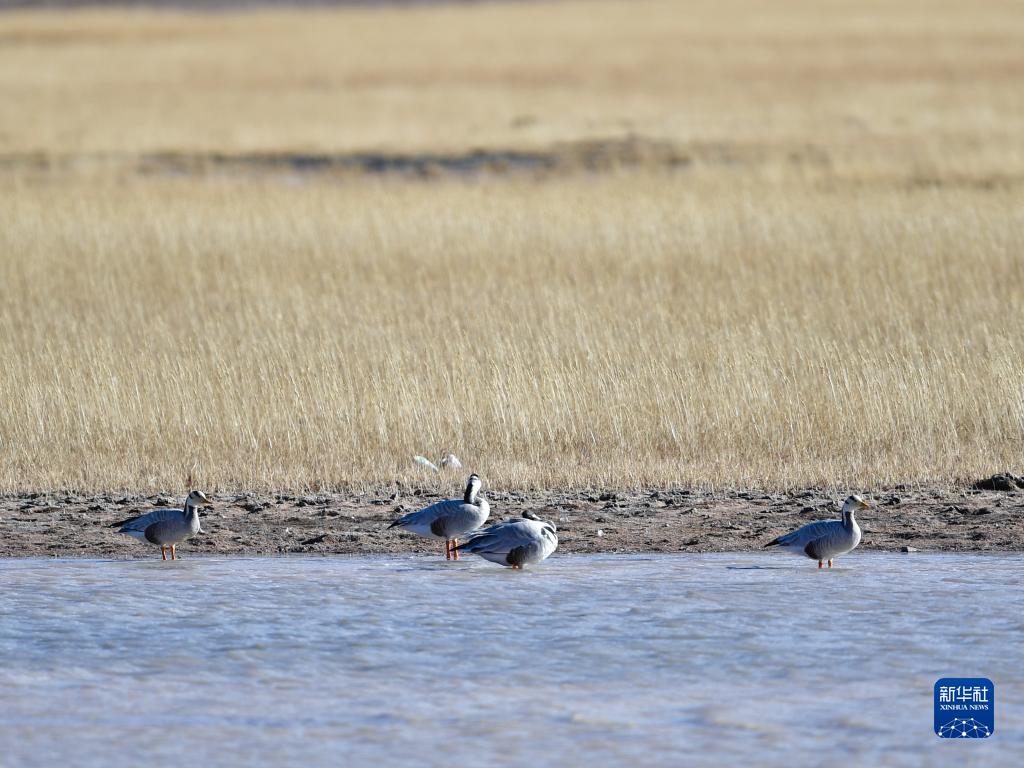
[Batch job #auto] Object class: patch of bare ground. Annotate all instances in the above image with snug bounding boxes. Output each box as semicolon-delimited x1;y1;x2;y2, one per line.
2;485;1022;558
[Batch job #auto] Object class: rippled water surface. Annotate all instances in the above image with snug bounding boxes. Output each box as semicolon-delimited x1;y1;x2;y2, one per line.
1;553;1021;766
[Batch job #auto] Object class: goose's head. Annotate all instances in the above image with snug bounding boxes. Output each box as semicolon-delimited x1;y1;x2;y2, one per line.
523;510;556;532
187;490;214;508
464;474;482;503
842;495;869;520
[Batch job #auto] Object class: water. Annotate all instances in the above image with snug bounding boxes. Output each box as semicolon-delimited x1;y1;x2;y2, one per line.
1;553;1020;767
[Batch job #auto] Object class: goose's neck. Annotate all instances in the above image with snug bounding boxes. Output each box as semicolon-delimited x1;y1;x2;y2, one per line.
184;500;198;517
843;509;858;530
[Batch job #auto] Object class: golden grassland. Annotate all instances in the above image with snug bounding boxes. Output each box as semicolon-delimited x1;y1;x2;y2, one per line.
1;0;1023;492
3;172;1023;492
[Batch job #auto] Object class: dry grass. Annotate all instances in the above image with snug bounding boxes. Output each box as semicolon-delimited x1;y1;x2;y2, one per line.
2;172;1022;492
0;0;1022;492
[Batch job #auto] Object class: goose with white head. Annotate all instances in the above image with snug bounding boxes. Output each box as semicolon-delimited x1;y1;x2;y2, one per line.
764;494;867;568
388;474;490;560
454;511;558;569
113;490;213;560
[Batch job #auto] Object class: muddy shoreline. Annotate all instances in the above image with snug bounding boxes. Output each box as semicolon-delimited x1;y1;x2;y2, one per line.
1;485;1022;558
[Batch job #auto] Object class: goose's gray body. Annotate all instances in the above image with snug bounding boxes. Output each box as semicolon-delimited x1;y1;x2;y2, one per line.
456;511;558;568
765;495;866;566
389;474;490;558
115;491;212;558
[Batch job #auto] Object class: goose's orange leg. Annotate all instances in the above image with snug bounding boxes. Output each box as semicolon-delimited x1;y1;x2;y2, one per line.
170;545;177;561
161;546;167;561
451;539;459;560
817;560;823;569
445;540;452;560
828;559;833;568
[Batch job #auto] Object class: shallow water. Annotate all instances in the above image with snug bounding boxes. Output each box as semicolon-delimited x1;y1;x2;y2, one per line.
1;553;1020;767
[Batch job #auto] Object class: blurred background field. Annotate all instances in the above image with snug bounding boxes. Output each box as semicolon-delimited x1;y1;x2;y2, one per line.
1;0;1023;175
1;0;1022;492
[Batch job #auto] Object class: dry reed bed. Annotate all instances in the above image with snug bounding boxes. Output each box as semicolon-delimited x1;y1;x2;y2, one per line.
1;0;1023;492
2;172;1022;492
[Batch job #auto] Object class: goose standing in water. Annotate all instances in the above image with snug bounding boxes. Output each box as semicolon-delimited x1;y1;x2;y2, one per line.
113;490;213;560
455;511;558;569
388;474;490;560
764;494;867;568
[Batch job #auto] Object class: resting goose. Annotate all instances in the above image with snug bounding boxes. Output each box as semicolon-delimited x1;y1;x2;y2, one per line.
455;511;558;569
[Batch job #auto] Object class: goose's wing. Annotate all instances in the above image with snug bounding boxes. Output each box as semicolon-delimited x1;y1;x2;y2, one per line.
389;498;469;536
765;520;840;549
458;519;545;555
140;517;195;545
802;524;858;560
114;507;185;534
440;501;488;536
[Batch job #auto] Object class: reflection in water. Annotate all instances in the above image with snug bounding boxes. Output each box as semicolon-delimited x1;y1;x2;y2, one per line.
1;553;1021;766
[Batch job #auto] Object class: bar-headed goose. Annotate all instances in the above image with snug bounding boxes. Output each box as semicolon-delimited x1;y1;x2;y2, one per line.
765;494;867;568
388;474;490;560
455;511;558;569
113;490;214;560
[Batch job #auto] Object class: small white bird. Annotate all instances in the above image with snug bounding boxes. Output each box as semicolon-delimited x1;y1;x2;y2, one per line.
455;511;558;569
440;453;462;470
113;490;214;561
765;495;867;568
413;455;440;472
388;474;490;560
